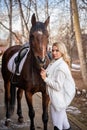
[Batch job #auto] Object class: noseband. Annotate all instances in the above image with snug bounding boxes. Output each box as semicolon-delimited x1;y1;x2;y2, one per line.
36;56;47;69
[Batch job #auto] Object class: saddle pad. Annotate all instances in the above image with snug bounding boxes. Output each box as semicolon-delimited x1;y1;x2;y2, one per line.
7;48;29;75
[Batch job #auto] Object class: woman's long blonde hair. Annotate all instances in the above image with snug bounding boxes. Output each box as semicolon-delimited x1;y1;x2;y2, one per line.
52;42;71;67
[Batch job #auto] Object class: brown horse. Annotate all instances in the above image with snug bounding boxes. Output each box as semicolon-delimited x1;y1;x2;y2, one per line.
1;14;50;130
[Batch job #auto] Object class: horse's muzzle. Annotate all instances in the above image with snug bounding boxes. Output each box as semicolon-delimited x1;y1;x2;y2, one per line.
36;56;46;68
37;56;45;63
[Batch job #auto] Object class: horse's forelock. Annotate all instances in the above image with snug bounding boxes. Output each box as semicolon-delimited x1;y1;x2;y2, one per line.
30;22;48;35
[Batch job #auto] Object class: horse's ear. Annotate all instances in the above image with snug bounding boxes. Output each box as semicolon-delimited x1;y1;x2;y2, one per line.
31;13;36;26
44;16;50;27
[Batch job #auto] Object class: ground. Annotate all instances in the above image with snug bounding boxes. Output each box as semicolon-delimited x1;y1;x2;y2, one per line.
0;65;87;129
70;70;87;128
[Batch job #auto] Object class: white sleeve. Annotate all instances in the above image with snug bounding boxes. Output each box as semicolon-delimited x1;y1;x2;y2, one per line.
44;70;66;91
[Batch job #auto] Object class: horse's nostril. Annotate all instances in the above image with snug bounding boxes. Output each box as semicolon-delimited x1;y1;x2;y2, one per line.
37;56;45;64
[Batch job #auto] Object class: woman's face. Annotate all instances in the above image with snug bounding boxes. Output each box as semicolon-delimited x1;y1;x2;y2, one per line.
52;45;62;60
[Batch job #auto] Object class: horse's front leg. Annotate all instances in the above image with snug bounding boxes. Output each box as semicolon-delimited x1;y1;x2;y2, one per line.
17;88;24;123
25;91;35;130
42;92;50;130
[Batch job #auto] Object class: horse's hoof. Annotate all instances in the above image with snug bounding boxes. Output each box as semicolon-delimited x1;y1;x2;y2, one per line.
18;117;24;123
5;119;11;126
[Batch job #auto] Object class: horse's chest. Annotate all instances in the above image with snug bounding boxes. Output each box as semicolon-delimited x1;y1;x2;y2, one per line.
22;68;43;86
30;71;43;85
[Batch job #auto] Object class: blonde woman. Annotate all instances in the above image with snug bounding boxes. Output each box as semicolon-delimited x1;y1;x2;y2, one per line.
40;42;76;130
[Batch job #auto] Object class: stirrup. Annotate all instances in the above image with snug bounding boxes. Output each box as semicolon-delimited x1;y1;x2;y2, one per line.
15;72;20;76
15;63;20;75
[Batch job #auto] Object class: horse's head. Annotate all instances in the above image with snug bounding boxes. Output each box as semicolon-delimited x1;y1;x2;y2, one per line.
29;13;50;68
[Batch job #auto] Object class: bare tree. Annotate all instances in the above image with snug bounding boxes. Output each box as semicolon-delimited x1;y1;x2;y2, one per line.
0;21;23;44
17;0;29;35
9;0;12;47
31;0;39;20
71;0;87;88
44;0;51;43
4;0;13;47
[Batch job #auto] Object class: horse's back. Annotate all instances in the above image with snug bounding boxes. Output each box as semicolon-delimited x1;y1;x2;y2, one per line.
2;45;21;60
1;45;21;80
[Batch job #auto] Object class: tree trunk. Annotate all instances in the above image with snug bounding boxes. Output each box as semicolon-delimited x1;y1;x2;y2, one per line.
4;0;13;47
71;0;87;88
45;0;51;44
9;0;12;47
17;0;29;34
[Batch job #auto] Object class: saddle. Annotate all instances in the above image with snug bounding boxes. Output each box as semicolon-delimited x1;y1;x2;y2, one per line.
14;43;29;75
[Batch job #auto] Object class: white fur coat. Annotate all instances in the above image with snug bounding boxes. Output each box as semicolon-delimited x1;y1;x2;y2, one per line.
44;57;76;111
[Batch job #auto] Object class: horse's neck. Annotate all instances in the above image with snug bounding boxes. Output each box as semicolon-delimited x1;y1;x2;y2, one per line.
29;51;41;72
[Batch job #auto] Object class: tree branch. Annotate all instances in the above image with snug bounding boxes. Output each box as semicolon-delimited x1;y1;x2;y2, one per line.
0;21;23;44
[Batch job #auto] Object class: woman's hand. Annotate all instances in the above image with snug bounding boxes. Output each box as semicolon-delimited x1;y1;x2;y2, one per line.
40;67;47;80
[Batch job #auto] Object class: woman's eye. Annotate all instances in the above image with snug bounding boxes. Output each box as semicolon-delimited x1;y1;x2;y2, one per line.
52;49;59;52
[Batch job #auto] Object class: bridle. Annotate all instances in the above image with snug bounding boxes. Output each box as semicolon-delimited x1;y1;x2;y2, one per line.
29;15;50;74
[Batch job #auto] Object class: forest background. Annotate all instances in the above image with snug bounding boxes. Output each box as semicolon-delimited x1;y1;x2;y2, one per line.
0;0;87;88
